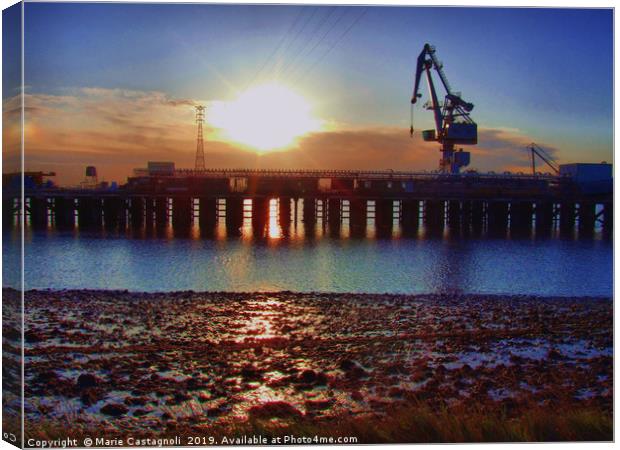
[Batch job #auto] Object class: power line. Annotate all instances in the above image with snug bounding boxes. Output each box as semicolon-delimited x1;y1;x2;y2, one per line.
248;7;305;89
284;7;349;82
276;7;338;81
296;7;369;84
270;7;319;80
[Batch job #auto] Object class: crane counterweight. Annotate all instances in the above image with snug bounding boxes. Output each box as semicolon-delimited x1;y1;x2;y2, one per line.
410;43;478;174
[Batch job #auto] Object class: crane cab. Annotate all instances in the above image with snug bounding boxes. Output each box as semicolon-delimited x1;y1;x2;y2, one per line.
445;123;477;145
422;129;436;141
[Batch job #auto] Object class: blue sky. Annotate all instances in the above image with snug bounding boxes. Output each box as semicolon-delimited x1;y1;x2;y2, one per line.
7;3;614;182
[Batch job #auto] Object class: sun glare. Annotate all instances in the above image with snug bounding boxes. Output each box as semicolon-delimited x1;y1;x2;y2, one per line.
208;83;321;152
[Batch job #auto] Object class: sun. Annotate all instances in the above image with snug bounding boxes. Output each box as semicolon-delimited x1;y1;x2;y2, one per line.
208;83;322;152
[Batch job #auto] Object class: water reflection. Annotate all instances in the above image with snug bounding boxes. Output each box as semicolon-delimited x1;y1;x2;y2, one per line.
6;221;612;296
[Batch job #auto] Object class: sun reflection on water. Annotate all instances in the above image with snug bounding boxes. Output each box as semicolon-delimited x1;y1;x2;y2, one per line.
267;199;282;240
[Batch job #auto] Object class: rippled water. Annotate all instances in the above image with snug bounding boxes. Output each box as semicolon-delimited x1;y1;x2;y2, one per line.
2;222;613;296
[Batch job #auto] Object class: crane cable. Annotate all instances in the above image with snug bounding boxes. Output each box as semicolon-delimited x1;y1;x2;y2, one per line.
410;104;414;137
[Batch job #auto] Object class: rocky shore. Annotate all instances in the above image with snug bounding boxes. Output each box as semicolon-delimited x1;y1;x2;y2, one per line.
4;289;613;442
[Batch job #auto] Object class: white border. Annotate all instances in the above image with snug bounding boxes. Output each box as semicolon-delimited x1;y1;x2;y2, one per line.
0;1;615;450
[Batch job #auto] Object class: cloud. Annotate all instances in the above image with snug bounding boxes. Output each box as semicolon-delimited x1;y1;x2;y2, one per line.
3;87;553;185
2;93;22;173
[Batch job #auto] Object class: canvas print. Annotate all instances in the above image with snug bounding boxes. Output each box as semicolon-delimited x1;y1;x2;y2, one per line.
2;1;613;447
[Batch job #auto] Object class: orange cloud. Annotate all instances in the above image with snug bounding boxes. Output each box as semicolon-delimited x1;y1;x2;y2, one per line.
4;88;552;185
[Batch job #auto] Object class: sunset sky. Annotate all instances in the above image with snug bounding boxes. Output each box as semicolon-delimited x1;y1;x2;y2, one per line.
3;3;613;185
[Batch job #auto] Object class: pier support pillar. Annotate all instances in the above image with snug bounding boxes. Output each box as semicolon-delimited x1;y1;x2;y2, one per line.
510;202;533;232
559;202;576;232
302;198;317;226
199;197;217;230
424;200;444;231
279;198;292;227
252;197;268;231
461;201;472;231
144;198;155;228
487;201;508;232
226;197;244;232
471;201;484;232
375;199;394;233
603;202;613;234
78;198;103;229
155;198;168;227
400;199;419;233
535;202;553;235
578;202;596;235
349;199;367;234
3;197;15;228
29;197;48;229
53;197;75;229
293;198;299;225
327;198;341;229
103;197;124;230
447;201;461;229
172;197;192;229
129;197;144;229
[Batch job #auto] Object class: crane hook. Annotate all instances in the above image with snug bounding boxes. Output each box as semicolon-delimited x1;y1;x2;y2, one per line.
409;104;414;137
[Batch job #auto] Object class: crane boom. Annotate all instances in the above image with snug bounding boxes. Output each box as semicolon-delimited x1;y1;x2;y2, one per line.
410;43;477;174
527;143;559;175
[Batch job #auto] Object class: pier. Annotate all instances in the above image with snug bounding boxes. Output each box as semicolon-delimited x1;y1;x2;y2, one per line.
4;169;613;237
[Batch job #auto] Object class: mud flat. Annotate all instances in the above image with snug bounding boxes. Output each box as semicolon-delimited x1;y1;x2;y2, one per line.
4;289;612;443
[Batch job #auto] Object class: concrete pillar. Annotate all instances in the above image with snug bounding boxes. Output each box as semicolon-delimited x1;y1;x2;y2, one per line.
54;197;75;229
447;201;461;229
487;201;508;232
279;198;292;227
327;198;341;229
129;197;144;229
78;198;103;229
424;200;444;231
510;202;533;231
603;202;613;233
172;197;192;229
155;197;168;227
29;197;48;229
375;199;394;232
3;197;15;228
400;199;419;232
252;197;269;231
144;198;155;228
103;197;124;230
293;198;299;227
302;198;317;225
461;201;472;230
471;201;484;232
559;202;576;232
199;197;217;230
578;202;596;234
535;202;554;234
349;199;367;233
226;197;244;232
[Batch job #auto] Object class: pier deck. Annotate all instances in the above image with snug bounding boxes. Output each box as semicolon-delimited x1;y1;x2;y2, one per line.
3;170;613;235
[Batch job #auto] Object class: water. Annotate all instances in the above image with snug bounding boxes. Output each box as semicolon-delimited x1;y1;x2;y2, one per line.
3;224;612;296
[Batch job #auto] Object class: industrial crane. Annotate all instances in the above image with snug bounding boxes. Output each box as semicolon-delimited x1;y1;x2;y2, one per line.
410;43;477;174
526;143;559;175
